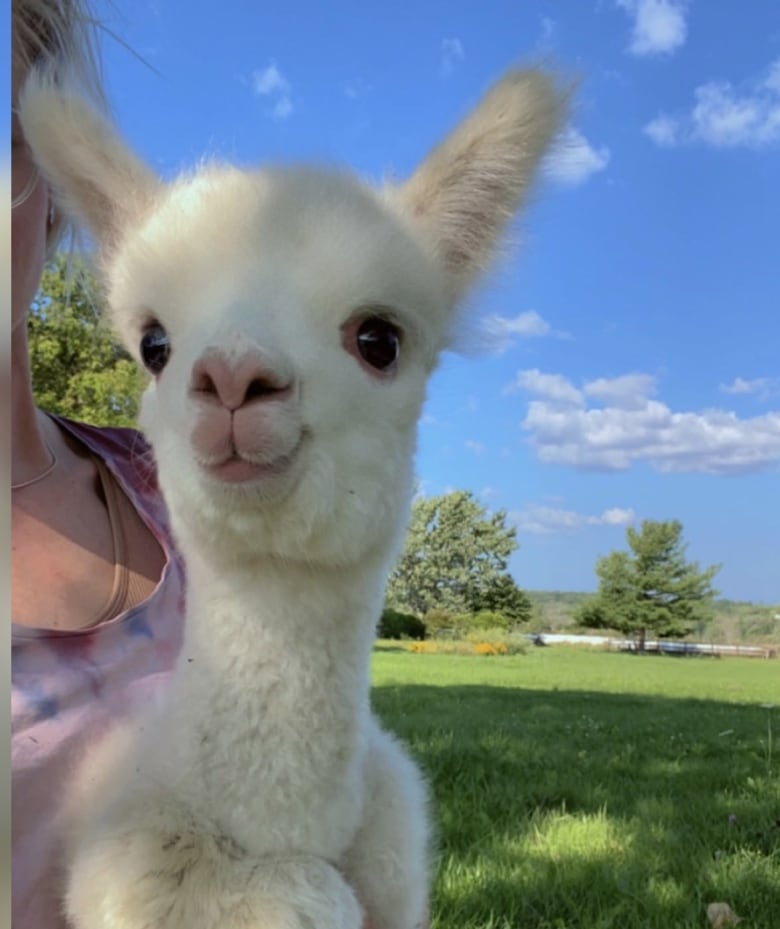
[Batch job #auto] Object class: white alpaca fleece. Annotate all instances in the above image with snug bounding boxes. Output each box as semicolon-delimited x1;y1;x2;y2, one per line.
20;67;566;929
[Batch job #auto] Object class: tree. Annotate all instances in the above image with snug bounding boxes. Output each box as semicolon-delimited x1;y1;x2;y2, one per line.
386;490;527;619
470;572;533;623
377;608;427;640
576;519;720;649
28;255;147;427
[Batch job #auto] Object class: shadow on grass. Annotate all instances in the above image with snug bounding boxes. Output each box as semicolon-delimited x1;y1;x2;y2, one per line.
372;641;411;654
371;684;780;929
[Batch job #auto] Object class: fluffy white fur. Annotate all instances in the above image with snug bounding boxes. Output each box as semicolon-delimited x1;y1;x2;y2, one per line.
20;68;566;929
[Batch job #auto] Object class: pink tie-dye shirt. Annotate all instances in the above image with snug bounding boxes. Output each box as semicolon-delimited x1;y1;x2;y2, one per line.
12;418;186;929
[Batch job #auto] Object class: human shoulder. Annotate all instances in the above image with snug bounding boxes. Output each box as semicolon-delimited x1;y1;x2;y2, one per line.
51;413;150;457
50;414;160;495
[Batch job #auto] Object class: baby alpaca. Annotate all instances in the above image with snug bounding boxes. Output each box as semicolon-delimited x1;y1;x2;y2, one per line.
21;68;566;929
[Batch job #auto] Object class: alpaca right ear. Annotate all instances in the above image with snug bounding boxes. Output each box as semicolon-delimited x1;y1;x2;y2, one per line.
392;69;568;303
19;70;159;253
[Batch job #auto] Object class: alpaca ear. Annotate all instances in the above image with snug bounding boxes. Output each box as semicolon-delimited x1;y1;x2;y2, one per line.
393;69;568;301
18;69;159;253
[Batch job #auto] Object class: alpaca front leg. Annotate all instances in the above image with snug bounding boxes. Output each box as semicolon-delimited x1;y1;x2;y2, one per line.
66;816;364;929
242;855;364;929
65;821;233;929
342;725;431;929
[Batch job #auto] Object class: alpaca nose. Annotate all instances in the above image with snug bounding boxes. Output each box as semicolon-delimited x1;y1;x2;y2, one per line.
190;351;292;410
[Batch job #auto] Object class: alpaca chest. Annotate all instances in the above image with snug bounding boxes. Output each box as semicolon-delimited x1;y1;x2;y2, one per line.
156;647;370;858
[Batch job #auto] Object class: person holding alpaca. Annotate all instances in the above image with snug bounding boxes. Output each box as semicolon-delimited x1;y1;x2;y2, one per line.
19;17;566;926
11;2;186;926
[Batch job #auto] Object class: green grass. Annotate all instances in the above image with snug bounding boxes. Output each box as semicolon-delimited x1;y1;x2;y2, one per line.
371;645;780;929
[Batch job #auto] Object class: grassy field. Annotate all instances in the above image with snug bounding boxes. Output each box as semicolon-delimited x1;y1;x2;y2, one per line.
370;645;780;929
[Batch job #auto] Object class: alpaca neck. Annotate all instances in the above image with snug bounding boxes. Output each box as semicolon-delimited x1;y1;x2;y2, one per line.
159;548;388;854
170;547;387;732
180;548;385;671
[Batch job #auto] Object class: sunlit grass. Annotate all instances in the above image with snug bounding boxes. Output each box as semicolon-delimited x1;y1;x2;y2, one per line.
371;645;780;929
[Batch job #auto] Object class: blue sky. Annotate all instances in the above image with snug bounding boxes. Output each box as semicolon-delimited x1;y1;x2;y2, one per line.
92;1;779;602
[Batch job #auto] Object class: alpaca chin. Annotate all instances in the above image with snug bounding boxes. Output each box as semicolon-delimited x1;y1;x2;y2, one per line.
161;438;414;571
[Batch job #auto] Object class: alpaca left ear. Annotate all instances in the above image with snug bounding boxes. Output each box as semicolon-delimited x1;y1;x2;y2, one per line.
19;69;160;255
392;69;568;302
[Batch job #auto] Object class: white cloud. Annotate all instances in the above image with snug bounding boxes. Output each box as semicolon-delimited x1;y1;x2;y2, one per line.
643;113;680;146
765;59;780;96
272;97;293;120
616;0;689;57
720;377;778;400
537;16;556;49
644;58;780;149
487;310;551;339
584;373;657;410
508;369;585;408
455;310;567;357
511;503;636;535
253;63;289;96
465;440;486;455
721;377;763;396
544;127;610;186
252;62;294;120
514;369;780;474
601;507;637;526
476;310;568;353
440;38;464;77
692;78;780;147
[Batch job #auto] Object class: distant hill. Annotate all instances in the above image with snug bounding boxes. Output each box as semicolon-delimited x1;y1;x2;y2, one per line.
525;590;780;646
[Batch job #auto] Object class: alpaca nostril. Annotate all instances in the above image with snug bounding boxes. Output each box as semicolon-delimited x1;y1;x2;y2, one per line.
190;353;292;411
192;371;218;397
245;378;287;402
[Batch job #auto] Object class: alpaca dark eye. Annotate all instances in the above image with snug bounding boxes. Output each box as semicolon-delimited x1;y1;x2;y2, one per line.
356;317;400;371
140;323;171;375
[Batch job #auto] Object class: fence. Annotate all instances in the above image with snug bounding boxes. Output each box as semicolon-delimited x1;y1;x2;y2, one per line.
526;633;777;659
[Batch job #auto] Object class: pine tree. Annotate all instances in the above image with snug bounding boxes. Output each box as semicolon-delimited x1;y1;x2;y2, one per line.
577;519;720;649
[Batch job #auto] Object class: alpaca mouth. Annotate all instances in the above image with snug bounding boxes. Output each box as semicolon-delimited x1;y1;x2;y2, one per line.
203;434;305;485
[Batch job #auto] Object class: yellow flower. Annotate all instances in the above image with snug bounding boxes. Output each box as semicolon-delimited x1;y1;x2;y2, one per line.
408;641;437;654
474;641;508;656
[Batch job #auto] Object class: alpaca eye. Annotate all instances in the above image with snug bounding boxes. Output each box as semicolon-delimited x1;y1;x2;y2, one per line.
356;317;400;371
140;323;171;375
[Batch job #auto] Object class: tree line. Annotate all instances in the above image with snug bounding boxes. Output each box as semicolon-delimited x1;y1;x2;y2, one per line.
31;257;720;646
383;493;719;645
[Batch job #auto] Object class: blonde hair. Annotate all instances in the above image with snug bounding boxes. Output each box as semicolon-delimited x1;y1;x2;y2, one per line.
12;0;108;252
